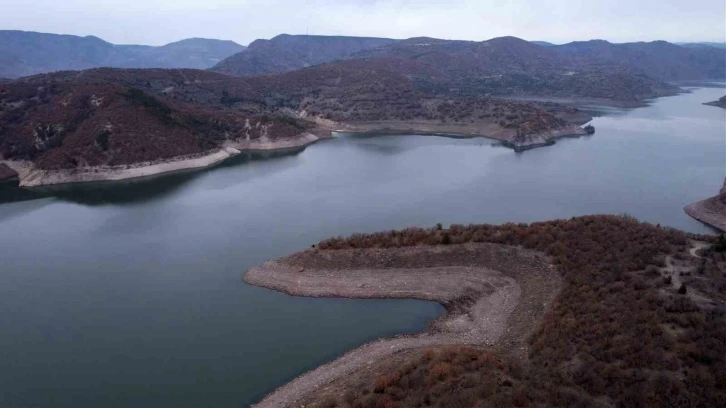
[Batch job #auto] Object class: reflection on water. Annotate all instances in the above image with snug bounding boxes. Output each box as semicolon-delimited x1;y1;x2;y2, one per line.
579;106;631;118
0;146;308;206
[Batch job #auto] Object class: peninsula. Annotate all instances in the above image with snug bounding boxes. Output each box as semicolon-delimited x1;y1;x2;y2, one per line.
703;95;726;108
0;66;594;187
244;215;726;407
685;177;726;231
4;33;724;187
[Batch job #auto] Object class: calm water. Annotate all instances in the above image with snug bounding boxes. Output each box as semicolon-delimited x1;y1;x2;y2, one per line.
1;87;724;407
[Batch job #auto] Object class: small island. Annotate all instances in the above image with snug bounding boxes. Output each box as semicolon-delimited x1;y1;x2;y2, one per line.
703;95;726;108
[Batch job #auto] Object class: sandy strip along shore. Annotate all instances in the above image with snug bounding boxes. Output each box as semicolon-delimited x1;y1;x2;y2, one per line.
243;243;561;407
2;132;327;188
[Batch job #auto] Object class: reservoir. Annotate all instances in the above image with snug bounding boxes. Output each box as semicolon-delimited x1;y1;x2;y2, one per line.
0;86;724;407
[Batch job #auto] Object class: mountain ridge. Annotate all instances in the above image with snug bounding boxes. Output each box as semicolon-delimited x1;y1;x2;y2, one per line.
212;34;724;86
552;39;726;80
0;63;592;177
209;34;396;77
0;30;246;78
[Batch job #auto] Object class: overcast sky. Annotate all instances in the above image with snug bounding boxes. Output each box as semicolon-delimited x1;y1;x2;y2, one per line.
1;0;724;46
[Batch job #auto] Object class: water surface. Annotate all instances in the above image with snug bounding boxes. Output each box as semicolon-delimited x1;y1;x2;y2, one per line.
0;86;724;407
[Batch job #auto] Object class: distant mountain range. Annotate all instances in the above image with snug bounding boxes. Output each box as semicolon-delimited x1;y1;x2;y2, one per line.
211;35;724;84
4;30;722;86
1;31;724;174
533;40;726;50
550;40;725;81
676;42;726;50
209;34;396;76
0;30;245;78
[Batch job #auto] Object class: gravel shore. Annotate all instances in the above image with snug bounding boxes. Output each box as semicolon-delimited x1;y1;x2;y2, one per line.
244;243;561;407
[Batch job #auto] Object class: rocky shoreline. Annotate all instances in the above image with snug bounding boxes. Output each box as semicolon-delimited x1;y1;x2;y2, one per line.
684;177;726;232
496;90;684;109
703;95;726;108
243;243;562;407
329;120;591;152
0;118;592;188
0;163;18;182
1;132;328;188
502;125;590;152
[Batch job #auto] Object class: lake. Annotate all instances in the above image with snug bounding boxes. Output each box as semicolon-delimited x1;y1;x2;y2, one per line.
0;86;724;407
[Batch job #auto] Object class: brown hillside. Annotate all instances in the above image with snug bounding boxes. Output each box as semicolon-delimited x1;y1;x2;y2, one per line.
0;71;310;169
0;64;588;170
305;215;726;407
210;34;396;77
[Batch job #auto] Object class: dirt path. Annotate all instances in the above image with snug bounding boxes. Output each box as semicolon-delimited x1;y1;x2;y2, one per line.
662;241;714;306
689;240;710;258
243;243;561;407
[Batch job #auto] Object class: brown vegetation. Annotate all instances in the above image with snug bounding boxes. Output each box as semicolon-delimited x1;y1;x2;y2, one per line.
0;65;589;169
0;72;311;169
317;346;532;408
311;215;726;407
210;34;395;77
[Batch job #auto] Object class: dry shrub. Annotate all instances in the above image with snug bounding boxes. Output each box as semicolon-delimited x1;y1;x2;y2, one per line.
311;215;726;407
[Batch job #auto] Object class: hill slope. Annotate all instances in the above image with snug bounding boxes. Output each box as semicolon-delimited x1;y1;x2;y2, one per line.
348;36;679;102
290;216;725;408
553;40;726;81
209;34;396;76
0;31;245;78
0;69;311;171
704;95;726;108
0;63;591;176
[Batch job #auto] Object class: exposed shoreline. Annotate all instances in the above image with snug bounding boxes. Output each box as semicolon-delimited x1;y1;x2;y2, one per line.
0;118;591;188
2;132;327;188
493;90;683;108
684;178;726;232
703;100;726;109
243;243;562;407
329;120;590;152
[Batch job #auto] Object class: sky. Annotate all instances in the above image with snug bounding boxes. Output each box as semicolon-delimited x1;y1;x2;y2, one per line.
0;0;724;46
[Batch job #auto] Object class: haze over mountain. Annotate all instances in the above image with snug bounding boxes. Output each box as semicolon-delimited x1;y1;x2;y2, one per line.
2;0;722;45
0;30;245;78
213;34;725;86
677;42;726;50
1;31;722;178
551;40;726;81
209;34;396;76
